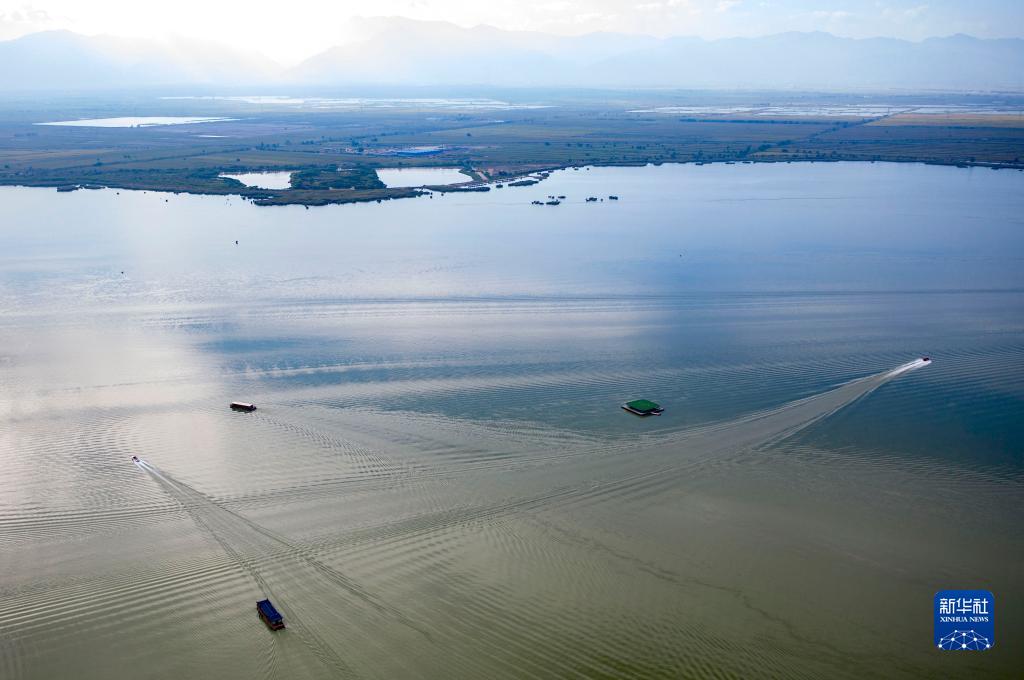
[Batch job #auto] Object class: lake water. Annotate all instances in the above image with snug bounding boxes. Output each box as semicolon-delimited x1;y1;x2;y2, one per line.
37;116;235;127
1;162;1022;679
162;96;550;110
376;167;471;187
221;171;295;190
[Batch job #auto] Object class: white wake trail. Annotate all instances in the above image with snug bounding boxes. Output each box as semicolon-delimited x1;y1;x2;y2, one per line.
886;357;931;378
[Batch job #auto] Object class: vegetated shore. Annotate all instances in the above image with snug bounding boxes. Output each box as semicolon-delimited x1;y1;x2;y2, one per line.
5;154;1021;208
2;98;1023;206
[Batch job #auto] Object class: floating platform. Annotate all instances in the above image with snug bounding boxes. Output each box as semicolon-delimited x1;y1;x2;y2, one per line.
230;402;257;412
622;399;663;416
257;599;285;630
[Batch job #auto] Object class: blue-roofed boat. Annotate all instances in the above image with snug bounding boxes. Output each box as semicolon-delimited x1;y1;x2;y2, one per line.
257;599;285;630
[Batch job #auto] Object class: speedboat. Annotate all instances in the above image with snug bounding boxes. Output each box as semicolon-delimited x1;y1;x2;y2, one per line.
131;455;140;463
921;356;931;362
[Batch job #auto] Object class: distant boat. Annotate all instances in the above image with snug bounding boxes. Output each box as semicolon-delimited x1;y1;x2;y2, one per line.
622;399;663;416
608;195;619;200
230;402;257;412
257;599;285;630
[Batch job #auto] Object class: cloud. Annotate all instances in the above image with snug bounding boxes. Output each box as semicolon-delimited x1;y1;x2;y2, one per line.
571;11;613;24
0;5;51;26
633;0;694;10
0;4;55;40
882;4;929;22
716;0;740;12
811;10;853;21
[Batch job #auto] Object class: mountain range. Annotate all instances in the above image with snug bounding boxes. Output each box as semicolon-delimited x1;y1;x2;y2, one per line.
3;18;1023;93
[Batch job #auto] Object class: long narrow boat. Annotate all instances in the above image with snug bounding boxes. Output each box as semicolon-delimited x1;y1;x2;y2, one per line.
257;599;285;630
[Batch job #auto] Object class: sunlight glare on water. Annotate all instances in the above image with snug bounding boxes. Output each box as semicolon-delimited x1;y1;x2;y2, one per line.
0;162;1022;679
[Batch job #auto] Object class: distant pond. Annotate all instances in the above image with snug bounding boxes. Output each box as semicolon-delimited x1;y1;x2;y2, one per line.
376;167;471;187
220;171;294;190
37;116;235;128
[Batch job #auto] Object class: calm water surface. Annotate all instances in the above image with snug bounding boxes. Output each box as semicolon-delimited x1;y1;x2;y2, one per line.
36;116;235;127
376;167;471;187
221;171;295;190
1;163;1022;679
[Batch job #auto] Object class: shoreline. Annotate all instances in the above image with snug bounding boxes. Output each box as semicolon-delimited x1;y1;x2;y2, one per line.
2;157;1021;207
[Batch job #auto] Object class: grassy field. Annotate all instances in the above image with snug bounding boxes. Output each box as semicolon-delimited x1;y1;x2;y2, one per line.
1;91;1022;205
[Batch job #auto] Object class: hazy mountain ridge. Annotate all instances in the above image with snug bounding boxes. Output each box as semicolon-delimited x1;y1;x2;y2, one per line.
289;20;1024;90
3;20;1023;92
584;32;1024;90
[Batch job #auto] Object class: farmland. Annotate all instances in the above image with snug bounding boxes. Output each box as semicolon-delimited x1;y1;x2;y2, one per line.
1;90;1022;205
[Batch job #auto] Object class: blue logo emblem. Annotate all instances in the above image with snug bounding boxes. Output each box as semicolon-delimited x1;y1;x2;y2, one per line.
935;590;994;650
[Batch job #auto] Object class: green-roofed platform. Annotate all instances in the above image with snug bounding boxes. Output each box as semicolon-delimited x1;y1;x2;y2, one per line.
622;399;664;416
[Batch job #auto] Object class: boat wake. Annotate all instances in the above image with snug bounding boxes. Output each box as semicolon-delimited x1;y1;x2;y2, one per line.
132;358;932;677
471;357;936;515
886;357;931;378
135;461;435;678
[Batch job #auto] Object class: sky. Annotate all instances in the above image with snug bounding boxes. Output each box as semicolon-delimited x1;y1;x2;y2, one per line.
1;0;1022;64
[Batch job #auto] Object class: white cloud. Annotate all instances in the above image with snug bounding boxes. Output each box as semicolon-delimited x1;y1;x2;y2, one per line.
811;10;854;22
0;3;57;40
571;11;612;24
882;4;929;22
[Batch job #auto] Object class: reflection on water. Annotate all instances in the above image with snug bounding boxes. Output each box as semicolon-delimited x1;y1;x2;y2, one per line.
36;116;235;127
160;96;550;110
0;163;1022;679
